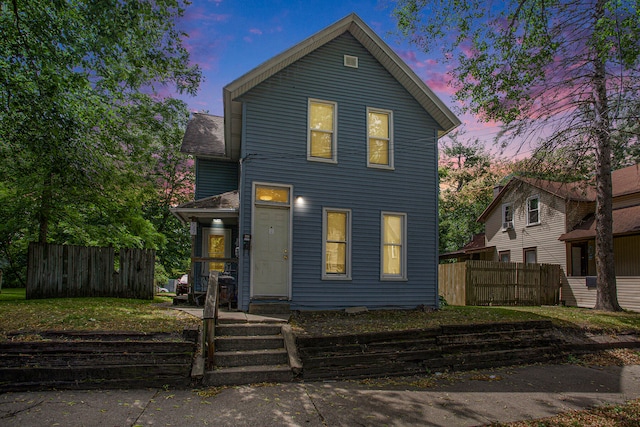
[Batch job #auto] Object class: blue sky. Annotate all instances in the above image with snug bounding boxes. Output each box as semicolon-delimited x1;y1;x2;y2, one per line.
175;0;501;146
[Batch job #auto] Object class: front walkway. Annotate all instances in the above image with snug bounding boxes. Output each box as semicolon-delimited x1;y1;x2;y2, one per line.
3;363;640;426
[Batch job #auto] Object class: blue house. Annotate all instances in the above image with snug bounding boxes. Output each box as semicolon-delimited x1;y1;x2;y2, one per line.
171;14;460;312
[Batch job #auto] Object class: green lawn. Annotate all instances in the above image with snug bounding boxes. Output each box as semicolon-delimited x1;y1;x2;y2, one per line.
3;287;640;340
0;288;199;340
292;304;640;336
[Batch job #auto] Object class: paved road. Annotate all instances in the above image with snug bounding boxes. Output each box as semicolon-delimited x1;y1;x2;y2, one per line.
2;363;640;426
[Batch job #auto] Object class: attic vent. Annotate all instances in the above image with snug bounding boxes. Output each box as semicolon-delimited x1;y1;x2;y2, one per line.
344;55;358;68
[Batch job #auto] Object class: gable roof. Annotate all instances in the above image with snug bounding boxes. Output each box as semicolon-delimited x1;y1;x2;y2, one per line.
222;13;461;159
180;113;226;158
478;163;640;223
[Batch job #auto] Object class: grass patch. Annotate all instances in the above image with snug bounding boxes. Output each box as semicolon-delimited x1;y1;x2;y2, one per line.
0;288;199;340
291;305;640;337
0;287;27;301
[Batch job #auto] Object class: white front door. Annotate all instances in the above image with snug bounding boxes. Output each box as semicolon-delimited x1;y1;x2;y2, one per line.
252;205;290;297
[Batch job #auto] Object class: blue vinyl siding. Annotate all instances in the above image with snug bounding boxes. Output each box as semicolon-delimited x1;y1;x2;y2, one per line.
236;33;440;310
195;158;238;199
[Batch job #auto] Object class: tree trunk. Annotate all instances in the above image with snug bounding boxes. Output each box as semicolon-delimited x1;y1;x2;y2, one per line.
592;0;621;312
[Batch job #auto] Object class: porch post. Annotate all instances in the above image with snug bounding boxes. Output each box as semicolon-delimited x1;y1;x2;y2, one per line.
189;218;197;301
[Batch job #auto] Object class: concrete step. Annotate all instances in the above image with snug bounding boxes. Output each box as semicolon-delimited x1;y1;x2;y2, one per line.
215;335;284;352
216;323;283;336
203;365;293;386
248;303;291;315
215;349;288;367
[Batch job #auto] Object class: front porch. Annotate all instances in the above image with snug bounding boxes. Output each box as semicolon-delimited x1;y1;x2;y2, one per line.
170;190;240;308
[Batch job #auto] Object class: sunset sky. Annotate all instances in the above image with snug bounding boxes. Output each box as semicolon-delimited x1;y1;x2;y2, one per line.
174;0;506;153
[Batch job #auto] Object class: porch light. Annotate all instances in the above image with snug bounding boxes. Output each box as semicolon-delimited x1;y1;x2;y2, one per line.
295;196;305;205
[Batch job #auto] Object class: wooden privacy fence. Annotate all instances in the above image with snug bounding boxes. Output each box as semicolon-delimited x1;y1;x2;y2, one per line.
27;243;155;299
439;260;561;306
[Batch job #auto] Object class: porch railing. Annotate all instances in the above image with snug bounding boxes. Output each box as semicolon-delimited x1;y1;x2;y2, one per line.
202;271;219;370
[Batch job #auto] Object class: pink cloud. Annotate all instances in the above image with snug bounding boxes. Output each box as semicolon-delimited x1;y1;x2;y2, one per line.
249;28;263;35
397;50;417;64
423;69;456;96
243;36;253;43
182;5;230;24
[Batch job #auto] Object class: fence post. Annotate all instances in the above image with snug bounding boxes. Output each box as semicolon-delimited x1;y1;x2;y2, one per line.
465;261;471;305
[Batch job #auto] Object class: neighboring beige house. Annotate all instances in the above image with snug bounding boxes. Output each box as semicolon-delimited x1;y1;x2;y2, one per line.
464;163;640;311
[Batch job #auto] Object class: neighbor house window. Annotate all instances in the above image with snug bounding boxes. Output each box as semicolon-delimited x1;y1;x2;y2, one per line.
381;212;406;279
502;203;513;230
499;251;511;262
323;208;351;279
367;108;393;168
524;247;537;264
527;196;540;225
308;99;337;162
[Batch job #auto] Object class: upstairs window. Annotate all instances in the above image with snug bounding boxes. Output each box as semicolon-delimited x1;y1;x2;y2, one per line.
367;108;393;169
502;203;513;231
308;99;337;163
527;196;540;225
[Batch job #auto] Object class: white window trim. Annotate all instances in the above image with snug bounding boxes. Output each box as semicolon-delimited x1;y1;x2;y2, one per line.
322;208;352;280
526;195;541;226
254;183;291;207
307;98;338;164
502;202;513;231
366;107;394;170
380;211;407;281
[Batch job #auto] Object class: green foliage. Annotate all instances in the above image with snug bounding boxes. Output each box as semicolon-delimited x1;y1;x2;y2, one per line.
0;0;199;286
438;131;507;254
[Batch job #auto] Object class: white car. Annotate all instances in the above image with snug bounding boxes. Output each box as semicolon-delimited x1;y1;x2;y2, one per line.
176;274;189;295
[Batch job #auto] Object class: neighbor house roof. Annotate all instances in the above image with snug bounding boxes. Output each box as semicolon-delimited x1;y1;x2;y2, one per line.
439;233;494;260
612;163;640;197
478;163;640;223
180;113;226;158
170;191;239;224
222;13;461;160
559;204;640;241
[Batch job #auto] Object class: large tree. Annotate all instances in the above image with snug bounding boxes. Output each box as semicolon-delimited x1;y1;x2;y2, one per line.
0;0;200;285
394;0;640;311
